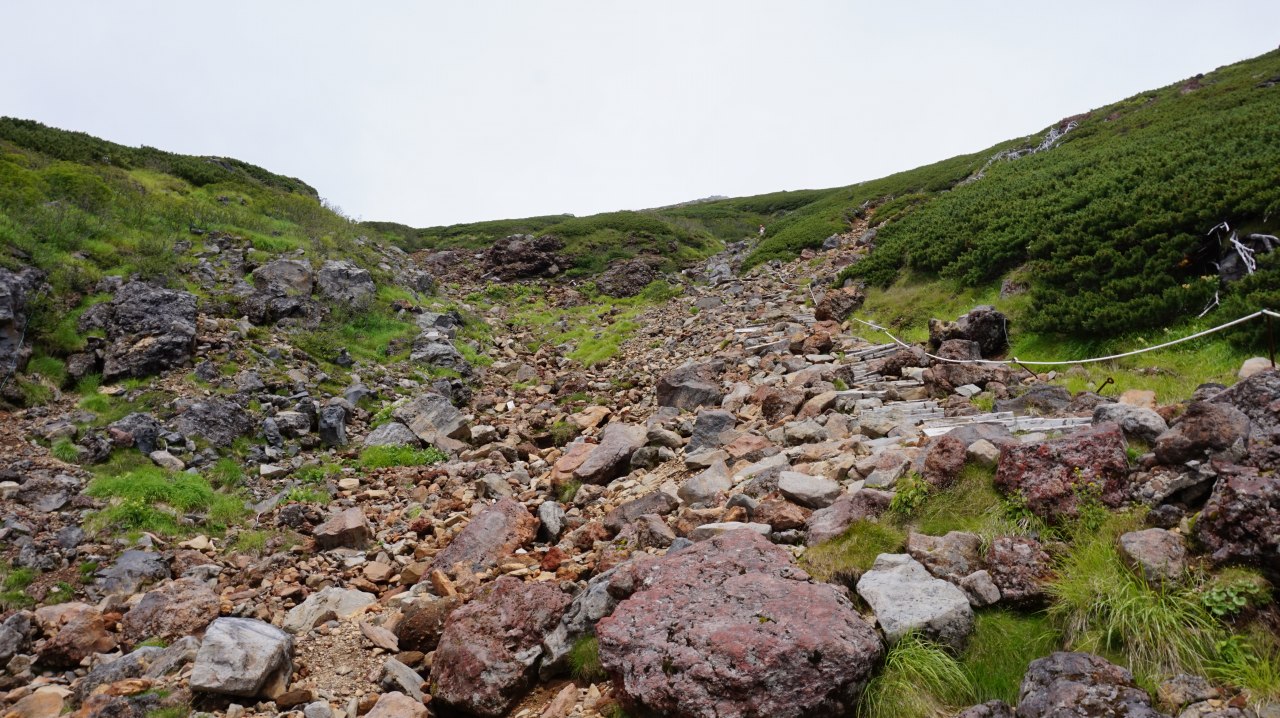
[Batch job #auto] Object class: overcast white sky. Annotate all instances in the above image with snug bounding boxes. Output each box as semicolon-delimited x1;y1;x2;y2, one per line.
2;2;1278;227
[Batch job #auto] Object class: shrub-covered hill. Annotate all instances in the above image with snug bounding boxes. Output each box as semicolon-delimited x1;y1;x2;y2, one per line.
385;48;1280;338
0;118;391;383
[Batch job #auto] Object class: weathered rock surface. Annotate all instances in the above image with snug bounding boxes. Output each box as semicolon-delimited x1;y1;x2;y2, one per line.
189;617;294;698
35;603;117;667
1194;463;1279;574
1016;652;1166;718
1210;369;1280;469
0;267;41;378
597;530;883;718
656;362;723;410
100;281;198;381
814;286;865;322
283;587;377;633
363;421;421;447
907;531;983;583
1118;528;1187;583
431;575;571;718
428;497;538;577
1094;403;1170;444
986;536;1053;605
856;553;974;649
393;392;469;447
540;568;620;679
121;577;220;645
482;234;564;280
994;423;1130;522
316;259;376;304
171;397;254;447
929;305;1009;358
596;257;660;297
778;471;841;509
573;423;647;484
805;489;892;545
1154;402;1251;465
312;507;373;549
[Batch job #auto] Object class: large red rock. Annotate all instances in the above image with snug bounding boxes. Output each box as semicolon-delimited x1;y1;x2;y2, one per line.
430;576;571;718
121;577;220;646
1195;463;1279;575
1153;401;1250;465
994;423;1130;523
428;498;538;579
1210;369;1280;469
596;530;883;718
35;603;117;668
985;536;1053;605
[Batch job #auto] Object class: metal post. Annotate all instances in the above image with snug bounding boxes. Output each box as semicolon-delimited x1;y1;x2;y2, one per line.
1269;313;1276;369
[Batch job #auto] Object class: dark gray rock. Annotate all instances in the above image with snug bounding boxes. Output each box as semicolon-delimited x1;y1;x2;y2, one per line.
316;260;375;304
540;567;621;679
481;234;564;280
929;305;1009;358
409;337;472;377
0;267;42;379
687;409;736;453
318;405;347;447
100;282;198;381
1210;369;1280;470
15;473;80;512
363;421;421;448
97;550;170;596
1094;403;1169;444
596;257;660;298
572;423;647;484
1016;652;1166;718
107;413;163;454
1154;402;1251;465
393;392;469;447
603;491;679;533
656;362;724;411
171;397;254;447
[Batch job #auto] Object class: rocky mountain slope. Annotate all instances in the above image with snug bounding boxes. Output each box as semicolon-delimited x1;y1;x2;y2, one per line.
2;52;1280;718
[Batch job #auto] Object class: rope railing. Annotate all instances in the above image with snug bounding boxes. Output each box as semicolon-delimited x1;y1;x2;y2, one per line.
851;309;1280;367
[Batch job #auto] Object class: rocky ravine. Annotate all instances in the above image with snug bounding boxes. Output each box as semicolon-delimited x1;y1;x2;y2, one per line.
2;230;1279;718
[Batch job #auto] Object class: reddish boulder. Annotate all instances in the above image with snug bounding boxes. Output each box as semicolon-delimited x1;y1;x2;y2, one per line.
597;530;883;718
918;434;967;488
572;423;647;484
1017;652;1164;718
1153;401;1250;465
35;603;117;667
312;507;373;549
985;536;1053;605
431;576;571;718
428;498;538;579
395;596;460;652
994;423;1130;523
1195;463;1279;575
1210;369;1280;469
121;578;220;646
814;286;865;322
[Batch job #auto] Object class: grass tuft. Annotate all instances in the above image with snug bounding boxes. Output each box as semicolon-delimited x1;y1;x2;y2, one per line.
858;631;974;718
799;520;906;584
568;636;607;682
357;445;448;469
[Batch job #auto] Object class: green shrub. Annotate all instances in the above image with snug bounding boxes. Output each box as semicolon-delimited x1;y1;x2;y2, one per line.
799;520;906;584
283;487;329;504
357;445;448;469
859;632;974;718
548;420;579;447
557;480;582;504
889;473;931;518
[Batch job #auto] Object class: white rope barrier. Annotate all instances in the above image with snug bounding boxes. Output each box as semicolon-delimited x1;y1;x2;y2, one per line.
851;309;1280;367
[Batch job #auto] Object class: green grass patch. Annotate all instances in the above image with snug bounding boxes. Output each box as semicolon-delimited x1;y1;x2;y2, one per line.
1046;511;1220;681
206;457;245;489
357;445;448;469
283;486;329;504
85;466;247;536
50;437;79;463
961;609;1062;704
858;631;974;718
557;480;582;504
568;636;607;682
799;519;906;584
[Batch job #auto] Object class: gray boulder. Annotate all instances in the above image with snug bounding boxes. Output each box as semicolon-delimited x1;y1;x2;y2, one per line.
688;409;736;453
107;413;163;454
410;337;472;377
318;405;347;447
1118;528;1187;583
678;460;732;506
856;554;974;649
284;587;377;633
100;282;198;381
1016;652;1166;718
540;568;621;679
778;471;841;509
97;550;170;596
572;423;647;484
363;421;421;448
393;393;469;448
0;267;42;378
656;362;724;410
190;617;294;698
1094;403;1169;444
251;259;314;294
316;260;375;304
171;397;254;447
